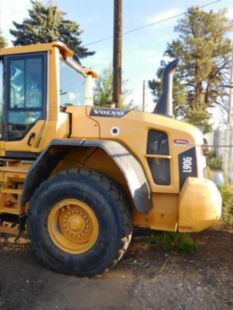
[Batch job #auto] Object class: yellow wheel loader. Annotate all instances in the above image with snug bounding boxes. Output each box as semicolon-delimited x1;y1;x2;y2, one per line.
0;42;221;276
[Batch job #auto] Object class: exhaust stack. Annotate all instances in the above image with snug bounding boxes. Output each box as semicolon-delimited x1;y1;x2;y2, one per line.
153;59;179;117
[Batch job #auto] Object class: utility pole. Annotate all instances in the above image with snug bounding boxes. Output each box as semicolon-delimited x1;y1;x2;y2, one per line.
228;49;233;125
226;49;233;174
113;0;122;109
142;80;146;112
0;1;3;34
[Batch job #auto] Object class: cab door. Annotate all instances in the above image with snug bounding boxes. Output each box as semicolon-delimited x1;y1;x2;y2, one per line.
3;52;47;156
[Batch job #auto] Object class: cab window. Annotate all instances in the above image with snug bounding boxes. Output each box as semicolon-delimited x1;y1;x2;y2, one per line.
146;129;171;185
0;59;3;138
6;53;46;140
59;60;86;107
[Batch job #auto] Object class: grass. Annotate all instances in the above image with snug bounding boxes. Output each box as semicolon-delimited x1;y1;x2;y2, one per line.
220;184;233;227
149;232;197;255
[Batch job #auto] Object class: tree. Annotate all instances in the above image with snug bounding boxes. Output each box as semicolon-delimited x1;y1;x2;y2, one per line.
10;0;94;62
94;67;113;107
94;67;133;108
0;32;7;48
149;7;233;132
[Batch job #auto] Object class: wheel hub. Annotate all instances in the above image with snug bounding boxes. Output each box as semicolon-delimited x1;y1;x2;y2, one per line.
48;199;99;254
67;214;85;232
60;206;93;243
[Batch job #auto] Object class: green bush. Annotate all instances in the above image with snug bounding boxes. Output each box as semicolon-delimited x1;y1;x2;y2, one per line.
207;152;222;170
220;185;233;227
149;232;197;255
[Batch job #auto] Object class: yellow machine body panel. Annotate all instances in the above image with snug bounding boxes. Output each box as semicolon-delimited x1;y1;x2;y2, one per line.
67;105;204;193
66;105;221;232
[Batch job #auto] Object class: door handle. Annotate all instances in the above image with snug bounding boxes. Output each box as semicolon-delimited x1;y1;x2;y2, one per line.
27;132;36;146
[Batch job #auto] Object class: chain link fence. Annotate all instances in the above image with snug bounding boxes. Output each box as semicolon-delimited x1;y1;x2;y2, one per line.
205;127;233;175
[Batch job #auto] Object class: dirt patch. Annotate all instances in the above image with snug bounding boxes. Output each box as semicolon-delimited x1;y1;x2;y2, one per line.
123;228;233;309
0;228;232;310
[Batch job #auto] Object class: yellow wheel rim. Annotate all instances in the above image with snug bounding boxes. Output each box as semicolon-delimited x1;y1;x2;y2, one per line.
48;198;99;254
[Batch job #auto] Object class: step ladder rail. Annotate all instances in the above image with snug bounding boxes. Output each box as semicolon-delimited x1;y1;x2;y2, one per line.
0;164;29;236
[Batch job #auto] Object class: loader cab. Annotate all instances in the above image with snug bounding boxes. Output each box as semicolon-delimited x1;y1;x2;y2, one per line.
0;42;94;156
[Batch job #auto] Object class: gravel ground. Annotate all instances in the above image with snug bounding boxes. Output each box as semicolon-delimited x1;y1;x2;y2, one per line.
0;228;232;310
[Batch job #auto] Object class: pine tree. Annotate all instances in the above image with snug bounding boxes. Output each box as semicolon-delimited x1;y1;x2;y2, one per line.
149;7;233;132
10;0;94;62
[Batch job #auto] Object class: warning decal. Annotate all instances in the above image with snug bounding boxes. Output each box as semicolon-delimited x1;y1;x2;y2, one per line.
173;138;193;147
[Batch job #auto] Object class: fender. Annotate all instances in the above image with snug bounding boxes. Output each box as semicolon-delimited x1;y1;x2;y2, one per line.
21;139;152;213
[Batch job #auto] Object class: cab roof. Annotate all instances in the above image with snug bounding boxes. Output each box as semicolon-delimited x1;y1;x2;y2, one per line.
0;41;73;59
0;41;98;78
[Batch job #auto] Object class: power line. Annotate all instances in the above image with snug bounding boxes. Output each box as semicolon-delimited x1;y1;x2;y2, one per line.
84;0;222;47
204;145;233;147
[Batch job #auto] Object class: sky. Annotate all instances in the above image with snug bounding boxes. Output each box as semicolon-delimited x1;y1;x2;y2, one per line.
0;0;233;112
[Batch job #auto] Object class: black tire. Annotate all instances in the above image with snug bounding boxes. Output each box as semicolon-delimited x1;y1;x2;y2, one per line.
28;169;132;276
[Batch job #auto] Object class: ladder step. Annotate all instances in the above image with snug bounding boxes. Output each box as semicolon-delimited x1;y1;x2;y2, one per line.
0;167;27;173
0;207;20;215
0;225;19;236
1;189;22;194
